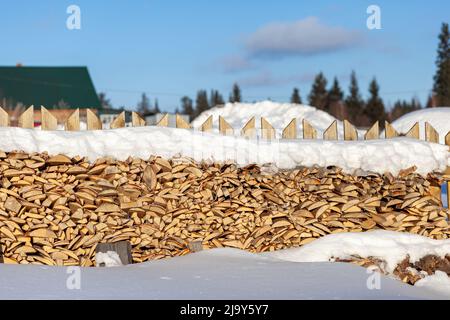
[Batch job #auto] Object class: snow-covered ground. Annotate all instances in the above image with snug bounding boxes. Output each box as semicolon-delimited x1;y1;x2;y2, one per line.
192;101;362;138
1;231;449;299
0;126;447;176
391;107;450;144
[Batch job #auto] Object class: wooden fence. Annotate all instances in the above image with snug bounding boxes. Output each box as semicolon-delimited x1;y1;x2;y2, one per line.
0;105;449;206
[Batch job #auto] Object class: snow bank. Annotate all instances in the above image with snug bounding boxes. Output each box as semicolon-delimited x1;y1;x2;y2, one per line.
192;101;359;138
391;107;450;144
415;271;450;296
0;126;447;176
0;246;447;299
265;230;450;274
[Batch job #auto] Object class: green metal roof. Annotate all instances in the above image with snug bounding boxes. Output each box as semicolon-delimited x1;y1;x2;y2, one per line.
0;66;101;109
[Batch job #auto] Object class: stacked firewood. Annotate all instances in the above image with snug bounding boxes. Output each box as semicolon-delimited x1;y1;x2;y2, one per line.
0;150;447;266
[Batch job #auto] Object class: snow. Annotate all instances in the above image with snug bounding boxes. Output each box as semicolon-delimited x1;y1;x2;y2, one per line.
192;101;362;138
264;230;450;274
415;271;450;296
0;247;448;300
0;126;447;176
95;251;123;267
391;107;450;144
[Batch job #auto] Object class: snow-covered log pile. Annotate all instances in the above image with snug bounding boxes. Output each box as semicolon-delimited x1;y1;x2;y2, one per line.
0;151;448;266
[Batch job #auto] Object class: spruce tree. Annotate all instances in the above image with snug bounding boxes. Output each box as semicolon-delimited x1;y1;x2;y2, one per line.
180;96;194;120
229;83;242;103
195;90;209;118
345;71;365;123
210;90;225;107
327;77;344;105
364;78;386;125
154;98;160;113
433;22;450;106
98;92;112;109
290;88;302;104
137;93;151;115
308;72;328;110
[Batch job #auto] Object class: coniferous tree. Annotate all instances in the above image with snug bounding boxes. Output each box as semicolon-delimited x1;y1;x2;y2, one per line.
180;96;194;120
137;93;151;115
210;90;225;107
308;72;328;110
345;71;365;124
195;90;209;118
98;92;112;109
327;77;344;105
154;98;160;113
327;77;345;119
364;78;386;125
433;23;450;106
229;83;242;103
290;88;302;104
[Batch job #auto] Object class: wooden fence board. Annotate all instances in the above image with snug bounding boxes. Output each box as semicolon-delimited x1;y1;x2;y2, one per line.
241;117;256;138
64;108;80;131
176;114;191;129
132;112;145;127
86;108;102;130
219;116;233;136
323;120;338;140
261;117;275;140
40;106;58;130
0;107;10;127
302;119;317;139
343;120;358;141
384;121;398;139
200;115;213;132
18;105;34;129
405;122;419;139
110;111;126;129
282;118;297;139
156;113;169;127
425;122;439;143
364;121;379;140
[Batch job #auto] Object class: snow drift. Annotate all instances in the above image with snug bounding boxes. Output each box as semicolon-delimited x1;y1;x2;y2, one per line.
391;107;450;144
0;126;447;175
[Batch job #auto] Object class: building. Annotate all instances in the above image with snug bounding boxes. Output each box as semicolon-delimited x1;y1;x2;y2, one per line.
0;65;104;126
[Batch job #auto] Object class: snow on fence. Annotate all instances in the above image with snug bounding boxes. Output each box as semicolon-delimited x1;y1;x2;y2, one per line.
0;105;449;206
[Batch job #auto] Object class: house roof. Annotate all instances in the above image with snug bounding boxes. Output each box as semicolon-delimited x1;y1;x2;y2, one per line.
0;66;101;109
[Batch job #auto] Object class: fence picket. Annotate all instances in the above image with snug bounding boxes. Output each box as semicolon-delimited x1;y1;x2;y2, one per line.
110;111;126;129
65;109;80;131
176;114;191;129
0;107;10;127
364;121;379;140
156;113;169;127
425;122;439;143
219;116;233;136
384;121;398;138
87;108;102;130
261;117;275;140
343;120;358;141
241;117;256;138
200;115;213;132
302;119;317;139
18;105;34;129
131;112;145;127
323;120;338;140
282;118;297;139
41;106;58;130
405;122;419;139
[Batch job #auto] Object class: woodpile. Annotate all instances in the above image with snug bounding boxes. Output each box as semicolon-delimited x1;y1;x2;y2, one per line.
0;150;448;266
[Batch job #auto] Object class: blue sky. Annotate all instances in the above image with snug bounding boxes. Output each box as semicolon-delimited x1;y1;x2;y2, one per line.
0;0;448;112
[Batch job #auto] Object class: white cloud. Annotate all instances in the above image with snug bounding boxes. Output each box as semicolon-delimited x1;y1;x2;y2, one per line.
218;55;254;73
239;71;316;87
245;17;363;58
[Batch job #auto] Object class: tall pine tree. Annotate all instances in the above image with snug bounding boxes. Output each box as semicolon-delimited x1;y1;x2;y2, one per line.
345;71;365;124
180;96;194;120
433;22;450;106
154;98;160;113
308;72;328;110
137;93;151;115
229;83;242;103
98;92;112;109
290;88;302;104
327;77;344;105
195;90;209;118
210;89;225;107
364;78;386;125
327;77;345;119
